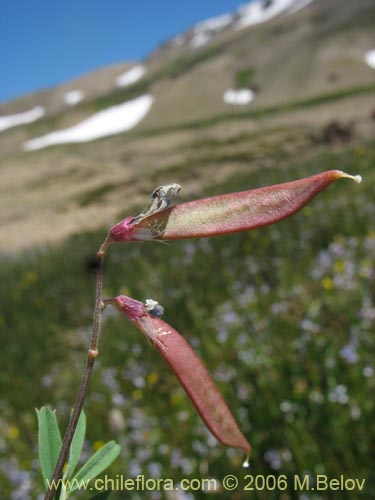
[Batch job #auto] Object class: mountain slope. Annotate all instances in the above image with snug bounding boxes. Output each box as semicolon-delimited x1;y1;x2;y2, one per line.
0;0;373;251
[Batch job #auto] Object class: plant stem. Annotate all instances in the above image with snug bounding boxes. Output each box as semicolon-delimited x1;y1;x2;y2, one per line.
44;253;105;500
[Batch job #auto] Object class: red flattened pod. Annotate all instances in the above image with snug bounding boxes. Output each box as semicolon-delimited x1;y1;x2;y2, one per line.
109;295;250;455
99;170;361;253
132;170;361;241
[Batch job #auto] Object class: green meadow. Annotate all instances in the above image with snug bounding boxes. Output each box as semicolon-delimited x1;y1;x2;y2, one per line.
0;140;373;499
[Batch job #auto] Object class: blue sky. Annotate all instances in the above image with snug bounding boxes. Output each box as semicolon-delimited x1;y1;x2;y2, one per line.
0;0;245;103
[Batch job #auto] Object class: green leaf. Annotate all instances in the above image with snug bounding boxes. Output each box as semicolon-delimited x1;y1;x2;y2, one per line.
36;406;62;487
87;491;112;500
68;441;120;493
64;410;86;480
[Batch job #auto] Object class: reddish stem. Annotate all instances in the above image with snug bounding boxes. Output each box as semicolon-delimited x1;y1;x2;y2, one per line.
43;253;104;500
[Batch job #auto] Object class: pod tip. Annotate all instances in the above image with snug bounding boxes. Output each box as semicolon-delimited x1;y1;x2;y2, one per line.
242;450;250;468
340;171;362;184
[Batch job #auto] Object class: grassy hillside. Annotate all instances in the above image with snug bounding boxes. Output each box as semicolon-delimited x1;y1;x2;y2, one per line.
0;139;373;498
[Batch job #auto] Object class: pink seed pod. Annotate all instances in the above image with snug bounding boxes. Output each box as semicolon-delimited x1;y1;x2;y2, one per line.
105;295;251;456
99;171;361;253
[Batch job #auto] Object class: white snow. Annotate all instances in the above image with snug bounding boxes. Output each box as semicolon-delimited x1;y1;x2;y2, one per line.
288;0;315;14
194;13;234;33
190;32;212;50
236;0;298;30
64;90;85;106
172;34;185;47
190;13;233;49
365;49;375;70
223;88;255;106
116;65;146;87
0;105;45;133
23;95;154;151
175;1;315;50
176;1;315;50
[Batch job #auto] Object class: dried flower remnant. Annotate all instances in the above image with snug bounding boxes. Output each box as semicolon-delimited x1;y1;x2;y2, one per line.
145;299;164;318
104;295;251;460
135;183;182;222
99;183;181;255
99;171;361;254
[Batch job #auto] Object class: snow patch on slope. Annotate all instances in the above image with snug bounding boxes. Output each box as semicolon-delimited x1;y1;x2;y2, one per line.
223;89;255;106
365;49;375;70
64;90;85;106
0;106;45;133
23;95;153;151
116;65;146;87
288;0;315;14
236;0;298;30
190;13;234;49
190;32;212;50
176;0;315;50
172;34;185;47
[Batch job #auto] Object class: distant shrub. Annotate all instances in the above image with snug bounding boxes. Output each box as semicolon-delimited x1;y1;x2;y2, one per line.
234;67;255;89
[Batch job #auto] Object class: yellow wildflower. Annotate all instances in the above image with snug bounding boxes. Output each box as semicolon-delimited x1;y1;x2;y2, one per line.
321;276;334;290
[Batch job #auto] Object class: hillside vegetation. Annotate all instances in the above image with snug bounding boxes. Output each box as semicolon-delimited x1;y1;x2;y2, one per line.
1;138;374;498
